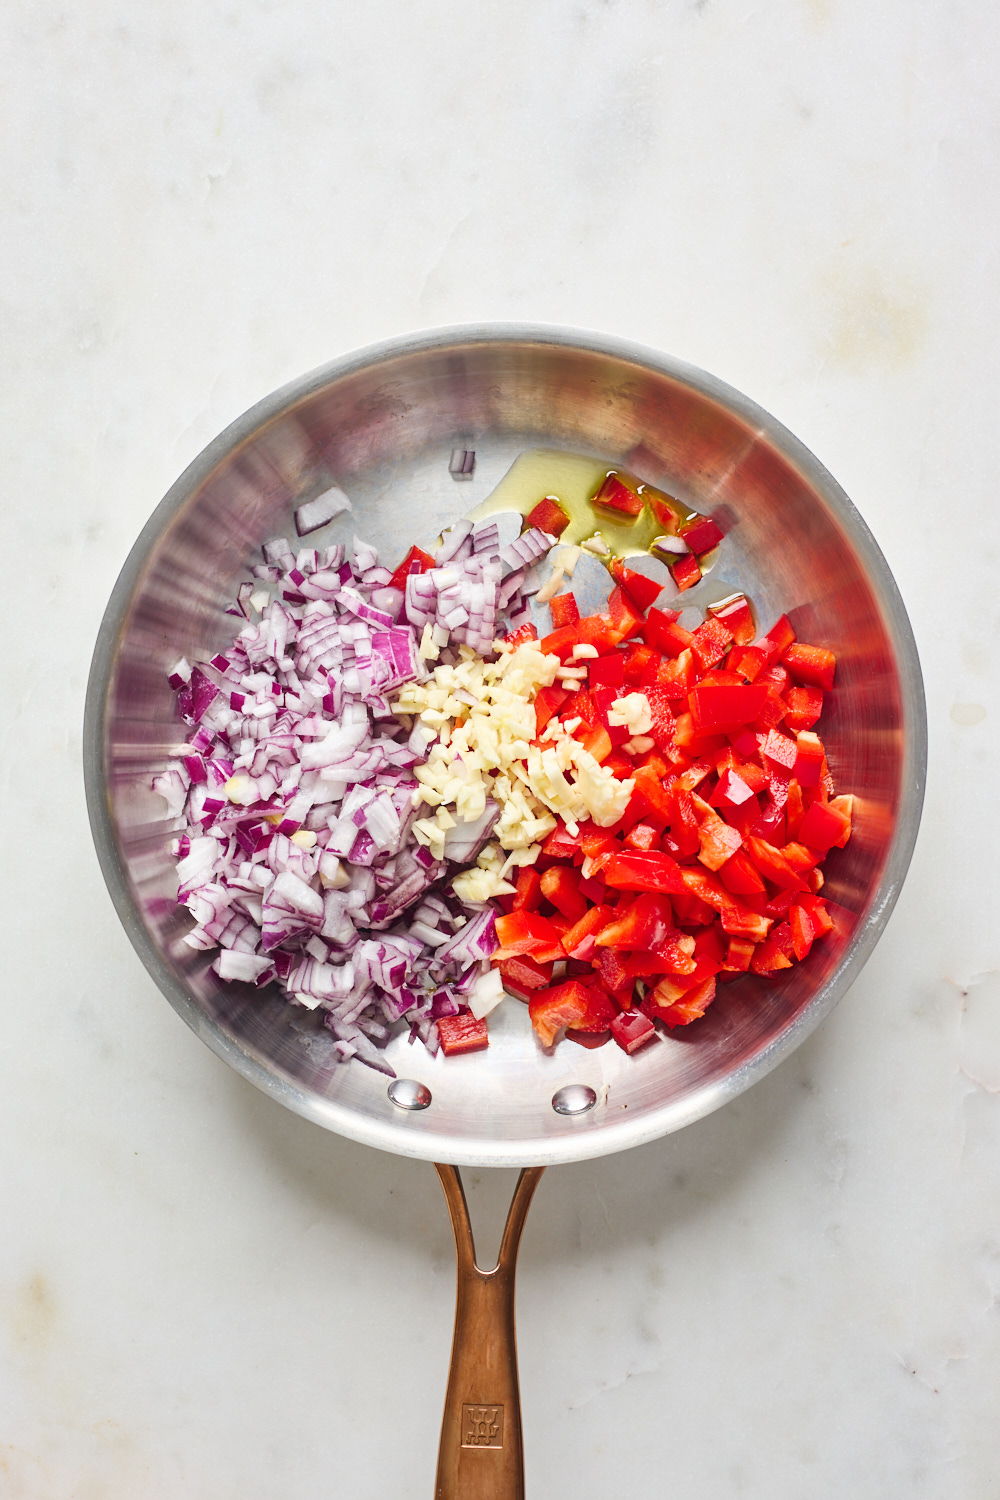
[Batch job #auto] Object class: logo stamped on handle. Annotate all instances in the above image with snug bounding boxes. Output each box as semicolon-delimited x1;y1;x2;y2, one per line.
461;1404;504;1448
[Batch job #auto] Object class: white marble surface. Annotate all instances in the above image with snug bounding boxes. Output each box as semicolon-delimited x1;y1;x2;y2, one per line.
2;2;998;1495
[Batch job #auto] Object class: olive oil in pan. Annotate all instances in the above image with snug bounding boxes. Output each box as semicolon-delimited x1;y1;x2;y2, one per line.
466;449;699;565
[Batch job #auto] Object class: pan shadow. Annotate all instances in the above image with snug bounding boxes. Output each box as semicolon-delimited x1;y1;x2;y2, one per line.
221;1012;828;1274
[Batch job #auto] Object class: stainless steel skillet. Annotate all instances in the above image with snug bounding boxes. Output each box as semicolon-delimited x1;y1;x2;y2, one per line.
84;324;925;1497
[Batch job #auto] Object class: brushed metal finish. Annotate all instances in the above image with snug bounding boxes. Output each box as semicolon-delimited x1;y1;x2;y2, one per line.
434;1165;544;1500
83;323;926;1168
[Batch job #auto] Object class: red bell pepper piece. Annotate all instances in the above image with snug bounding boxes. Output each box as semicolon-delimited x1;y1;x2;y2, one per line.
680;516;724;556
533;683;569;735
722;935;755;972
561;903;614;960
642;685;678;751
512;866;543;911
792;730;826;788
694;801;743;872
591;684;631;747
577;723;613;763
603;851;689;895
606;585;645;642
524;495;570;537
798;892;833;936
781;641;836;690
493;910;565;961
594;891;674;950
798;796;852;850
726;643;768;682
496;954;554;999
540;625;580;660
690;616;733;670
592;948;634;1006
670;553;702;592
679;869;773;941
718;847;766;896
647;974;717;1026
784;779;805;840
610;1009;657;1054
656;649;699;697
503;622;539;649
622;641;659;687
542;822;583;861
575;614;620;654
788;904;815;961
529;979;616;1047
745;835;809;891
750;925;795;974
540;865;588;922
437;1013;490;1055
611;561;664;612
783;685;824;732
757;614;796;664
708;593;755;646
548;592;580;628
760;729;797;777
593;472;644;519
710;767;756;816
645;607;693;658
689;683;769;732
624;820;659;852
589;651;626;690
388;544;435;594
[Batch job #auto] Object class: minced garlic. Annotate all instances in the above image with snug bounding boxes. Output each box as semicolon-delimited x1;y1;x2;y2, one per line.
392;638;635;886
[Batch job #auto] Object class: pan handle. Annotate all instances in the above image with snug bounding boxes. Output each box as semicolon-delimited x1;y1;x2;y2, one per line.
434;1164;545;1500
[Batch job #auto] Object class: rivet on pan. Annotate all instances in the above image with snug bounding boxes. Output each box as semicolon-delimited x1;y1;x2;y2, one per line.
388;1078;432;1111
551;1084;597;1116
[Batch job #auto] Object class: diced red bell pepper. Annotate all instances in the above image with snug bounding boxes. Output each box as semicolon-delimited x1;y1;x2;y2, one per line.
622;641;659;687
524;495;570;537
592;948;634;1006
726;643;768;682
689;683;769;732
561;904;614;960
594;891;674;951
493;910;566;961
603;851;689;895
585;655;623;695
512;866;543;911
798;795;852;851
540;625;580;660
708;593;755;646
503;622;539;649
694;802;743;871
529;979;616;1047
577;723;613;763
798;893;833;936
710;767;756;816
590;685;631;747
645;607;693;658
751;796;787;848
783;685;824;732
690;616;733;670
760;728;798;778
624;820;660;852
778;841;822;875
745;835;809;892
758;663;791;694
753;687;787;733
680;516;724;556
540;865;588;922
788;904;816;962
718;847;766;896
576;614;621;654
570;688;601;727
670;553;702;591
648;974;717;1026
593;472;644;518
679;869;773;941
496;955;555;999
610;1009;657;1054
533;684;570;734
542;822;583;861
757;613;795;663
657;649;699;697
793;730;826;788
548;592;580;628
781;642;836;690
784;779;805;840
388;544;436;593
750;924;795;974
723;935;755;972
437;1013;490;1056
606;585;645;642
638;685;676;751
661;783;699;856
611;561;664;612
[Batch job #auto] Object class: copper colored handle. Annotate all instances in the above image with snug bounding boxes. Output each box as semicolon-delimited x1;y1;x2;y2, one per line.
434;1164;545;1500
